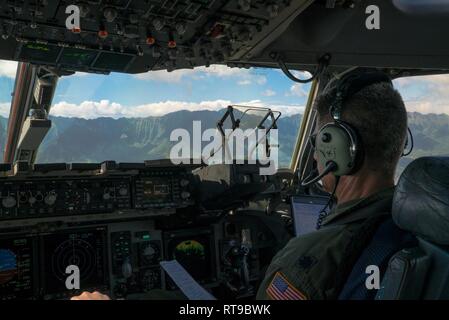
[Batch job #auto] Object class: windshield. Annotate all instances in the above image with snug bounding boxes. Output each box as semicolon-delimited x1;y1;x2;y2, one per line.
3;60;449;173
0;61;310;168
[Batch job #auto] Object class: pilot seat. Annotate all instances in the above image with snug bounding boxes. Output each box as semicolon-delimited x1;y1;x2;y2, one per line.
339;157;449;299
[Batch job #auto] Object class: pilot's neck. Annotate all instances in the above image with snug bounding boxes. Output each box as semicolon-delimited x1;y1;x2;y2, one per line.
335;172;394;205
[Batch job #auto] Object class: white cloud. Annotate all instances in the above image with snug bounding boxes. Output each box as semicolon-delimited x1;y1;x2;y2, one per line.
275;105;305;116
288;83;307;97
50;99;232;119
135;64;267;86
394;74;449;114
238;79;251;86
135;65;248;83
49;99;304;119
72;72;90;77
0;102;10;117
0;60;18;78
262;89;276;97
199;65;249;77
405;100;449;115
135;68;197;83
255;76;267;85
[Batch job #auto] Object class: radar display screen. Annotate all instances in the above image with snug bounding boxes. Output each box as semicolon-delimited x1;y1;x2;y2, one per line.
166;232;213;284
0;236;34;300
142;177;172;203
41;228;108;296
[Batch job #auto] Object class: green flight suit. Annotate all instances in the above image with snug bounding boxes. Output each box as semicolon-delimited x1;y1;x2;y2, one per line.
256;187;395;300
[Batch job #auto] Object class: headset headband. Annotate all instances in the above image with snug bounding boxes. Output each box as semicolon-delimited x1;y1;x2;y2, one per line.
330;70;393;120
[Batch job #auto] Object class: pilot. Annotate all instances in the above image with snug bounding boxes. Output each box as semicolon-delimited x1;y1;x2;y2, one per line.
256;69;409;300
71;69;409;301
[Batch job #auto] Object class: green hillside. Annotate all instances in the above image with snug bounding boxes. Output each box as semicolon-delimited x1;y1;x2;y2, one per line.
0;110;446;176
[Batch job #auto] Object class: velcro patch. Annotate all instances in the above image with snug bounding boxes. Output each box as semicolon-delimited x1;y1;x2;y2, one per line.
266;272;307;300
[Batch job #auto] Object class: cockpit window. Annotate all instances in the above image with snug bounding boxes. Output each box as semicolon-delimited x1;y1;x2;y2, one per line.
0;60;16;116
394;74;449;176
0;61;311;168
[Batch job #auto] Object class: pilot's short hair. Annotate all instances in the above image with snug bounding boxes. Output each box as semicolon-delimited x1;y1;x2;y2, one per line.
314;81;408;175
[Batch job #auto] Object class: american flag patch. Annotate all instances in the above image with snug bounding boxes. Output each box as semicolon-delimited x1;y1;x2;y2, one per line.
266;272;307;300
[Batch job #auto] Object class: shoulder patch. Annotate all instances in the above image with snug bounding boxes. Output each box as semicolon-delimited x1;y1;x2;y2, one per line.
266;272;307;300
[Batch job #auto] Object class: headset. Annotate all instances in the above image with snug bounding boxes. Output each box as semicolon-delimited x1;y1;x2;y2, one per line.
300;69;413;229
301;69;399;187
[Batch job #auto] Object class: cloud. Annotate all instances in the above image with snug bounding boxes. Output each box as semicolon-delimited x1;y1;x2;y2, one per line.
135;64;267;86
72;72;90;77
255;76;267;85
135;65;247;83
0;102;10;117
238;79;251;86
0;60;18;78
135;68;197;83
50;99;232;119
262;89;276;97
49;99;304;119
394;74;449;114
404;99;449;115
288;83;307;97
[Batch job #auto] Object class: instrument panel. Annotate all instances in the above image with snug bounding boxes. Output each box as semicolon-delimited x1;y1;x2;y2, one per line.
0;162;194;221
0;162;285;300
0;213;285;300
0;235;34;299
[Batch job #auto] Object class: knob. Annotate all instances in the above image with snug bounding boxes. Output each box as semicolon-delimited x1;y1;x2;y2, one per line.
103;193;111;200
2;196;16;208
118;187;128;196
28;196;37;205
180;191;190;200
35;192;44;202
19;193;28;203
180;179;189;187
45;193;57;206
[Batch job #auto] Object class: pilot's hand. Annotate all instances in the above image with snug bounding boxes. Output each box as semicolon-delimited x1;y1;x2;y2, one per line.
70;291;111;300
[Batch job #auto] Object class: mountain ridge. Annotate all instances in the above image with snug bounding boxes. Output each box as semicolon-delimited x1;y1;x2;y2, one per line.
0;110;445;174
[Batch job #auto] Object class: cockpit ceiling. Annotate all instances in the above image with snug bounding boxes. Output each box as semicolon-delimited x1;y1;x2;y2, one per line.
0;0;315;74
0;0;448;75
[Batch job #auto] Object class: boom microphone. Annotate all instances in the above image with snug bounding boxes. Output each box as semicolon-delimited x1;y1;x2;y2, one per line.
300;162;337;188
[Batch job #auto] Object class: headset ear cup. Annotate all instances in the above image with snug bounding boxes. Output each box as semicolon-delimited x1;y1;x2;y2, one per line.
337;121;363;175
316;122;362;176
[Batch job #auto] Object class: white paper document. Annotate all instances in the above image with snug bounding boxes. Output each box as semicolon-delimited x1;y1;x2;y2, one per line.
160;260;216;300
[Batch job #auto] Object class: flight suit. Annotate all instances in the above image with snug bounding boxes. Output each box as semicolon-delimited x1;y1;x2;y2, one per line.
256;187;395;300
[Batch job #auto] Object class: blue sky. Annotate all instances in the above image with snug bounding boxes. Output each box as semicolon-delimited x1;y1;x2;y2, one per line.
53;67;307;107
0;60;448;118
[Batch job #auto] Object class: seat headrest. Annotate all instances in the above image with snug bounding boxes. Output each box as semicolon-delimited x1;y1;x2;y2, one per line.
393;157;449;245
